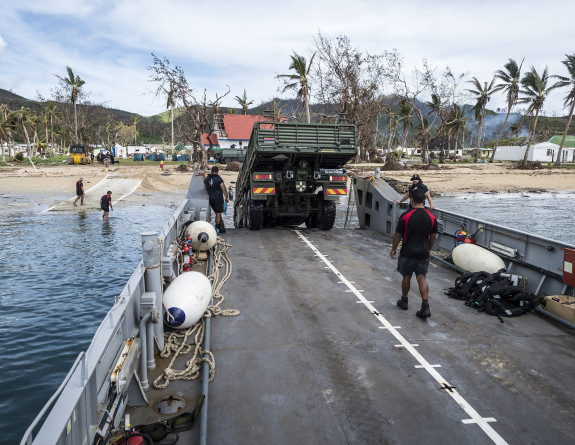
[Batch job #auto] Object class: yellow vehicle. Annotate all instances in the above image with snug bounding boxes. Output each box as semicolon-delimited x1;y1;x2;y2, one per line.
68;144;91;165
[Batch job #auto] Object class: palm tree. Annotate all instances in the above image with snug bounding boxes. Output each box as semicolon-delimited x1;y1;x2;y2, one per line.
519;66;562;166
276;52;315;123
55;66;85;144
43;102;58;156
426;94;446;162
131;115;140;146
446;104;467;157
466;77;498;161
234;89;253;115
398;99;413;148
553;54;575;166
0;105;15;162
492;59;524;162
385;106;398;151
14;107;33;157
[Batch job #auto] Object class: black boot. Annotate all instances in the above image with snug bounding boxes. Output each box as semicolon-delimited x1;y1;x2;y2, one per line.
416;300;431;318
219;221;226;234
396;296;408;310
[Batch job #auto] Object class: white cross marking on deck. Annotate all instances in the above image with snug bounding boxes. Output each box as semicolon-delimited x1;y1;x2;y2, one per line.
295;230;508;445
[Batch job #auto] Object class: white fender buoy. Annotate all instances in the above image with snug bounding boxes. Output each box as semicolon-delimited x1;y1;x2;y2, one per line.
452;243;506;274
185;221;217;251
163;271;212;329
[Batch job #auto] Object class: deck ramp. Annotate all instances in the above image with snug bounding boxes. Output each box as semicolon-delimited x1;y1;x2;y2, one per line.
206;228;575;444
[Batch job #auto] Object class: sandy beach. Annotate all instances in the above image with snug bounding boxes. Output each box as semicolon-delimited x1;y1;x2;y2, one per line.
1;163;574;209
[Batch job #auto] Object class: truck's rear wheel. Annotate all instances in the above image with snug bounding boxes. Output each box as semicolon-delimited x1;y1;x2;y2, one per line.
247;200;263;230
318;200;336;230
223;158;230;164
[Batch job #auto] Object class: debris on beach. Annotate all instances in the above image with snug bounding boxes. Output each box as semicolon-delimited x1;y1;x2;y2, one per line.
175;164;190;172
225;161;242;172
512;161;543;170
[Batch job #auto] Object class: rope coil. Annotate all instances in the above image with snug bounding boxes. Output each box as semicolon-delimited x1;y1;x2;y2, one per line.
153;237;239;389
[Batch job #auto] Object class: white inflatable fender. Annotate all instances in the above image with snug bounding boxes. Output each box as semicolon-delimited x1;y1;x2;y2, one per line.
452;243;506;274
163;271;212;329
185;221;217;252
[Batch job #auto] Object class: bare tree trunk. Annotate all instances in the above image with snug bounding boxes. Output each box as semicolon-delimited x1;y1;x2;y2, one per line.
521;108;540;166
305;93;311;124
73;102;79;144
555;100;575;167
491;106;512;163
171;106;174;153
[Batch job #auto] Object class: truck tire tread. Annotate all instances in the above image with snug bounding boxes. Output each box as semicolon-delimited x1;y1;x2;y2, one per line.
248;200;263;230
318;200;336;230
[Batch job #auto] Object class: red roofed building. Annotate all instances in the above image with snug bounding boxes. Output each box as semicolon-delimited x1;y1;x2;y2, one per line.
202;132;219;149
214;114;272;149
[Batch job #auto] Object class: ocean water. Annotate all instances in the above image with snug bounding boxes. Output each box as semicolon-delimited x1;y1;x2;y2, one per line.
1;190;573;444
0;201;178;445
433;191;575;245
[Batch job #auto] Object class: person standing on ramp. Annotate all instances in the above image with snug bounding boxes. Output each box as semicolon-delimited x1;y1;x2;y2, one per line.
73;177;85;206
204;166;229;233
100;191;113;220
391;189;438;318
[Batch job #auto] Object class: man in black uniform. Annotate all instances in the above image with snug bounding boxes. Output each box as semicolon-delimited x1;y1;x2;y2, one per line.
391;189;438;318
204;166;229;233
396;174;434;209
100;190;113;220
73;177;84;206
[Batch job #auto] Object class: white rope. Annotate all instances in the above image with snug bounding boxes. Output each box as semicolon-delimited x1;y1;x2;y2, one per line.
152;236;238;389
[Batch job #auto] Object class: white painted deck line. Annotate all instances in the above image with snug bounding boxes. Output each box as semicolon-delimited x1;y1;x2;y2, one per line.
295;230;508;445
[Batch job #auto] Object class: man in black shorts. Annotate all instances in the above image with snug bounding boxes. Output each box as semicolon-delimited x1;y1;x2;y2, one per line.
204;166;229;233
390;189;438;318
73;177;84;206
100;190;113;220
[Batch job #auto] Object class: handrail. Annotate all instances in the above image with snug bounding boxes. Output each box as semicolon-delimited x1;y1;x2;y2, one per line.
20;352;86;445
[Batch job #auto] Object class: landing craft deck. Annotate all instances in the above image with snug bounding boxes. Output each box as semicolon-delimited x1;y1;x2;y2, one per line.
208;228;575;444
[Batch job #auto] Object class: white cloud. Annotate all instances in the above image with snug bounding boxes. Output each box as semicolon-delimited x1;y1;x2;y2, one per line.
1;0;574;116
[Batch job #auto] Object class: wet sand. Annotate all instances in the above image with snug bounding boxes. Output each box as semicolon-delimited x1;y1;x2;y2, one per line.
1;162;574;208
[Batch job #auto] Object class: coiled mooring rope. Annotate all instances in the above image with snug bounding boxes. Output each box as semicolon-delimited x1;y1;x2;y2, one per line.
153;237;239;389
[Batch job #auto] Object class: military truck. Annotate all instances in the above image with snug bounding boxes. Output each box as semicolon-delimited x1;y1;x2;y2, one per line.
68;144;91;165
212;147;246;164
234;121;358;230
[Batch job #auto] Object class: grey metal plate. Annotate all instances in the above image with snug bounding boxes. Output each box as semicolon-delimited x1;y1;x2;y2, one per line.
207;228;575;445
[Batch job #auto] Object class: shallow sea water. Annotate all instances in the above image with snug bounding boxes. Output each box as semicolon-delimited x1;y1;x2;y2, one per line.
0;201;178;445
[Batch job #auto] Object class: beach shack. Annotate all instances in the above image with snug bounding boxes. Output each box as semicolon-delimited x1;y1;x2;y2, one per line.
494;142;575;162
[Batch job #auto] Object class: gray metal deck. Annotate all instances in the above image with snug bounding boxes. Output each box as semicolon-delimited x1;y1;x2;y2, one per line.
206;228;575;445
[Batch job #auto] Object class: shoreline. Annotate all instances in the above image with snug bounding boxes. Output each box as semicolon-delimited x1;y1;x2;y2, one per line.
1;164;574;206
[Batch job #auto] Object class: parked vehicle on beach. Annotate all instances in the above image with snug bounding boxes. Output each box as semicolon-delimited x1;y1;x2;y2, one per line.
68;144;91;165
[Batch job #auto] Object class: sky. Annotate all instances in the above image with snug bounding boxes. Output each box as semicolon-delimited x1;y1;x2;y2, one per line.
1;0;574;117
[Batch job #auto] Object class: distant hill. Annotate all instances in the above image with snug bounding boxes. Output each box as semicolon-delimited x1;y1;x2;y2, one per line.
1;88;572;145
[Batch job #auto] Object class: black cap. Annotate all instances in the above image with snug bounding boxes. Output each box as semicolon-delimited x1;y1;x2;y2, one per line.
211;166;219;173
410;174;421;181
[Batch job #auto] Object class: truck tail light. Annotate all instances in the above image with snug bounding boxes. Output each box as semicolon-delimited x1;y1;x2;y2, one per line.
254;174;273;180
329;175;346;182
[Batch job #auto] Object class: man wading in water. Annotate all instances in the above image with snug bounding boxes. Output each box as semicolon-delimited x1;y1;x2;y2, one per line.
391;189;438;318
100;191;113;220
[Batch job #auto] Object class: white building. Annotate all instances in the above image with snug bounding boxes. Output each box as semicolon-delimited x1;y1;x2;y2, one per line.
493;142;575;163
